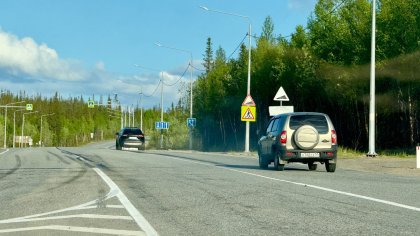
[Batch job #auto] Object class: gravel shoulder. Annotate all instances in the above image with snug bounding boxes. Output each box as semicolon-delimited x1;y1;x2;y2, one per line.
339;156;420;176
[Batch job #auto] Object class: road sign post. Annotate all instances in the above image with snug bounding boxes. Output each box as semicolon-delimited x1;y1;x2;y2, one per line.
417;146;420;169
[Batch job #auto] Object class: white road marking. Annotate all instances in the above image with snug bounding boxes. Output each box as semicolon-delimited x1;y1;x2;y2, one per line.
2;214;133;223
93;168;159;236
0;155;158;236
160;154;420;213
0;225;146;235
0;149;9;155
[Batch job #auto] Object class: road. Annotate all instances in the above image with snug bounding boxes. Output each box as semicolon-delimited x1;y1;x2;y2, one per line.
0;142;419;235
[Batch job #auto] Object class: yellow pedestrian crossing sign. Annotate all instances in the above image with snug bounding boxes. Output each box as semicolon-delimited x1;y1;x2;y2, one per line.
241;106;256;122
88;100;95;108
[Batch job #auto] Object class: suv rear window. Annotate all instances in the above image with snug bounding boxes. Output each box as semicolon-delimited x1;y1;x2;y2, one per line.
289;115;329;134
123;128;142;135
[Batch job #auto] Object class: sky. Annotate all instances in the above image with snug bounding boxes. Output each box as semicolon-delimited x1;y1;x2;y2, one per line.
0;0;317;110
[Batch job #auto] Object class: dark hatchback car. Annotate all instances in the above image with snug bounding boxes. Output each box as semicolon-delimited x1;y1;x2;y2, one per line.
258;112;337;172
115;127;145;150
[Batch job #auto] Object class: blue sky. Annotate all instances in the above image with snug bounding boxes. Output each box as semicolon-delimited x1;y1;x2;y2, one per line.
0;0;317;109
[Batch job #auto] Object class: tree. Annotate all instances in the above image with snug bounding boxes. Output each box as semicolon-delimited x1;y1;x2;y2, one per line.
260;16;275;44
202;37;214;74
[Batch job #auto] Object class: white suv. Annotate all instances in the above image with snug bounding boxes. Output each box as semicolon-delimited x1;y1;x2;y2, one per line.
258;112;337;172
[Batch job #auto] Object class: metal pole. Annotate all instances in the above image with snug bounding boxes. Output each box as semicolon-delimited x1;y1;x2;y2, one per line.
4;100;26;148
4;107;7;148
21;114;24;148
367;0;377;157
160;72;164;149
140;91;143;130
199;6;252;152
154;43;194;150
13;109;24;148
189;56;193;150
245;22;252;153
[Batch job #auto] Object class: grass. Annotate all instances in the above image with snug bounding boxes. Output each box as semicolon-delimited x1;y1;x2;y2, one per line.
338;146;416;159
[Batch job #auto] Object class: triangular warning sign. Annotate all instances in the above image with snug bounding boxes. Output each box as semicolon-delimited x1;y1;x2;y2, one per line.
242;107;255;119
274;87;289;101
242;95;256;106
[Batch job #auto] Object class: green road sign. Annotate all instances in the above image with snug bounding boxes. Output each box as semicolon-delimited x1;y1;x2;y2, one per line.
88;100;95;108
26;104;33;111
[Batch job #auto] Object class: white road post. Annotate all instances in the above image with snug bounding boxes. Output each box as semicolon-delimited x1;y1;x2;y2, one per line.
416;146;420;169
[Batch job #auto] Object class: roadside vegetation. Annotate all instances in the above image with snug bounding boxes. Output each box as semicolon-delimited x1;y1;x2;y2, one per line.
0;0;418;154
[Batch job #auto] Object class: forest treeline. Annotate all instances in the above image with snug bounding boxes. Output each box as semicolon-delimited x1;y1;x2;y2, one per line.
1;0;418;152
192;0;419;152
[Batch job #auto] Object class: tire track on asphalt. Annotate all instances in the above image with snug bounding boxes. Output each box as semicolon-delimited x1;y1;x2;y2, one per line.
0;155;21;180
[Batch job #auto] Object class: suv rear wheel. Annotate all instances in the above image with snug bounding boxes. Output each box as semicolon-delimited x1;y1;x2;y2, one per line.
273;154;285;171
325;161;336;172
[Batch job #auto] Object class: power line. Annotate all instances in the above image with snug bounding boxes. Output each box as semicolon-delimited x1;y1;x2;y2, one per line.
228;33;248;60
162;64;190;87
142;79;162;98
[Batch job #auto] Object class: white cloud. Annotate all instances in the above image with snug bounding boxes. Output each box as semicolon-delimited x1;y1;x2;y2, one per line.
0;30;190;108
0;30;87;81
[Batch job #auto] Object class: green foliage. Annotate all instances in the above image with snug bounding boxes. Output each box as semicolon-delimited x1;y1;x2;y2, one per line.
191;0;419;152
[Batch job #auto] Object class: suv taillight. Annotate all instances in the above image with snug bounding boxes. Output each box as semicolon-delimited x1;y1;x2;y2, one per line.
331;130;337;145
280;131;287;144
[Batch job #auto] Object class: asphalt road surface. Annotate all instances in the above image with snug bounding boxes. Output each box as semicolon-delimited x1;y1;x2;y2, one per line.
1;142;419;235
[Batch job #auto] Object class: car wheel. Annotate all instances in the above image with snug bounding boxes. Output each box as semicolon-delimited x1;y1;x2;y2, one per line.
308;162;317;171
258;151;268;169
325;161;336;172
138;146;145;151
273;153;285;171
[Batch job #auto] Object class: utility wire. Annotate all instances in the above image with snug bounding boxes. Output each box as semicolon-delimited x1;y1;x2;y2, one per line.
228;33;248;60
162;64;190;87
142;79;162;98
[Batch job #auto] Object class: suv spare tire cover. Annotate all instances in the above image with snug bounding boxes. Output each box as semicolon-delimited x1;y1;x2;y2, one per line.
294;125;319;150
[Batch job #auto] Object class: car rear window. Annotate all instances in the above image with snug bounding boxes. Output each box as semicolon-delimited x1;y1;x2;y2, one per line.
123;128;142;135
289;115;329;134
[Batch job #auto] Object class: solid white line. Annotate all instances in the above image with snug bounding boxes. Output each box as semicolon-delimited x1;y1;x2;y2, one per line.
0;225;146;235
0;149;9;155
93;168;159;236
3;214;133;223
160;154;420;213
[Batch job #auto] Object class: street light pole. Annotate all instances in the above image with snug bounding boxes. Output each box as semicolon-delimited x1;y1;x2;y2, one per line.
367;0;377;157
21;111;38;148
40;113;54;147
200;6;252;152
160;71;164;149
139;90;143;131
155;42;194;150
134;64;165;149
13;109;25;148
3;100;26;148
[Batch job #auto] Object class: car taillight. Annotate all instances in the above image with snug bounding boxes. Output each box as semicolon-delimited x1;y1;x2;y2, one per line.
331;130;337;145
137;134;144;138
280;131;287;144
